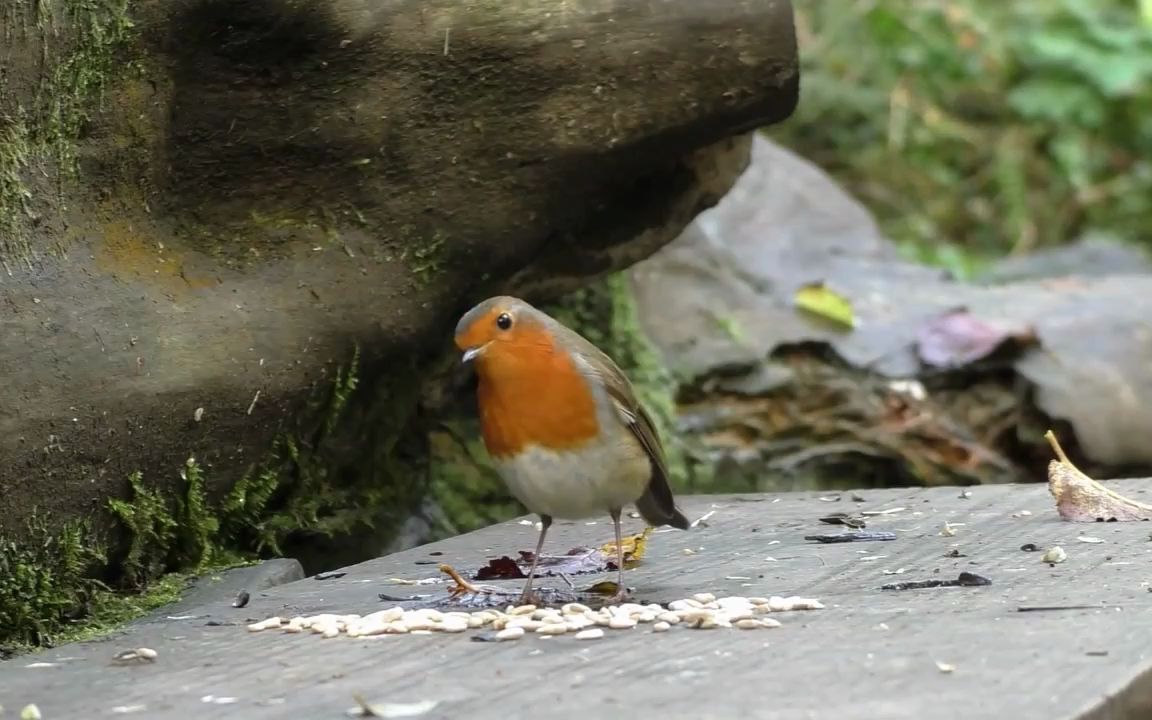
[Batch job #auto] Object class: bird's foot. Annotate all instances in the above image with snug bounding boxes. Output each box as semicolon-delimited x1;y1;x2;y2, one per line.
604;589;633;606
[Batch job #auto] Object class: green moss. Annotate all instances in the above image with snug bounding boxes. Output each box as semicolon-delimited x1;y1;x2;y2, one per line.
402;227;448;286
0;0;136;259
2;343;428;651
0;515;104;648
108;471;178;584
0;512;204;652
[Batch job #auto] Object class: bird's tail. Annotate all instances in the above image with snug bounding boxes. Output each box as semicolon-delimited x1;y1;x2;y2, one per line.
635;487;690;530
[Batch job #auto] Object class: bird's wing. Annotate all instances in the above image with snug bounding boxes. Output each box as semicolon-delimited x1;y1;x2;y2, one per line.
552;322;690;529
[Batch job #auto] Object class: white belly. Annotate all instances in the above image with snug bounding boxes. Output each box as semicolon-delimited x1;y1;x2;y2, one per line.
492;438;651;520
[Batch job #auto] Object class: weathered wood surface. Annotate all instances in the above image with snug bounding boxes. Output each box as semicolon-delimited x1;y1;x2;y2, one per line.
3;481;1152;720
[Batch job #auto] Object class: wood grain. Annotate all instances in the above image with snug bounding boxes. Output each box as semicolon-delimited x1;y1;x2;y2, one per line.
2;481;1151;719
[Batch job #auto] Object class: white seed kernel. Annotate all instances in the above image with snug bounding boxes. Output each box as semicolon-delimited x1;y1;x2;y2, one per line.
536;623;569;636
247;617;282;632
496;627;525;641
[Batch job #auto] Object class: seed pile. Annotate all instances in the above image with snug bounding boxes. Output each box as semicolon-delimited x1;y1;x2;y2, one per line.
246;593;823;641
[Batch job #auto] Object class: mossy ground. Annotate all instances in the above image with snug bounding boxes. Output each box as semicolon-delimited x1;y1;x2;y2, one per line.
0;342;434;651
0;515;189;652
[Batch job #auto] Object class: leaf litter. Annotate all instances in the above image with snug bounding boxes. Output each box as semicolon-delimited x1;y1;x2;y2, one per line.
916;308;1036;369
474;528;653;581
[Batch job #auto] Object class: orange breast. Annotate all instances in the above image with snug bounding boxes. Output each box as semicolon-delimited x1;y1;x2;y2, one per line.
475;337;601;460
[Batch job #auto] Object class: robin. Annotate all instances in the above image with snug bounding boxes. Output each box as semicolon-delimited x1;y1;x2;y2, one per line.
454;295;690;604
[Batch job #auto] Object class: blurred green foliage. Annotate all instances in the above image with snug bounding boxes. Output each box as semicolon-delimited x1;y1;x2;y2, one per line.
773;0;1152;278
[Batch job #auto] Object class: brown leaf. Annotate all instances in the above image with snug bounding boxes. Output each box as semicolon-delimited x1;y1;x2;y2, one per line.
1046;430;1152;522
916;308;1035;369
473;556;526;581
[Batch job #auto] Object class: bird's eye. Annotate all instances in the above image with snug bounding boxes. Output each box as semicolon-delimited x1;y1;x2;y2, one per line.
495;312;513;331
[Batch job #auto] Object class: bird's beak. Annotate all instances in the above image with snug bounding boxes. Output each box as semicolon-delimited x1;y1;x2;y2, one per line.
461;345;486;363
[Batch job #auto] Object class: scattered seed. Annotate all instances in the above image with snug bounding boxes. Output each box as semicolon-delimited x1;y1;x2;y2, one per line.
536;623;569;636
440;619;469;633
112;647;158;665
574;628;604;640
734;619;768;630
1012;510;1033;518
940;522;956;537
492;626;522;641
247;616;283;632
936;661;956;674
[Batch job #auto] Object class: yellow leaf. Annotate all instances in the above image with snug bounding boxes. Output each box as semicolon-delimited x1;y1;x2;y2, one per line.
583;580;620;596
598;526;652;567
793;282;855;329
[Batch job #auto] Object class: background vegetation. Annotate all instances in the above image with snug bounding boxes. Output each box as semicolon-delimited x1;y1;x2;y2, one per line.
771;0;1152;278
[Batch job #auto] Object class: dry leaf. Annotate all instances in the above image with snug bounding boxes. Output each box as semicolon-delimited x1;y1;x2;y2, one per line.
1046;430;1152;522
598;527;653;567
916;308;1035;369
793;282;855;329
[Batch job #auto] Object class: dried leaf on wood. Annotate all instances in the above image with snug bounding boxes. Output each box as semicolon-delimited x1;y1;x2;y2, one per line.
473;556;526;581
598;526;653;567
475;528;653;580
1046;430;1152;522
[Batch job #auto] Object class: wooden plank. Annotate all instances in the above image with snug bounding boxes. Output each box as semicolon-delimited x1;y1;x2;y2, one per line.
2;481;1151;719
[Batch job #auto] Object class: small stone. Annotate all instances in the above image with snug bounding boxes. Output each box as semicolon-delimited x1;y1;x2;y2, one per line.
692;592;717;604
657;611;681;625
574;628;605;640
508;604;537;616
652;621;671;632
608;616;637;630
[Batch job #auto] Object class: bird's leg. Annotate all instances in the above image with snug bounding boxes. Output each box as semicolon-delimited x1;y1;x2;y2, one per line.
607;508;631;604
519;514;552;605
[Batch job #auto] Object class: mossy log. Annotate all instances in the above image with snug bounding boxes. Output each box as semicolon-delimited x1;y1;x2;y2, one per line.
0;0;799;642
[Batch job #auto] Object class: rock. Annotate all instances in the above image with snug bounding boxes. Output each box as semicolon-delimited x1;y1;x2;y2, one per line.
978;232;1152;284
0;0;800;599
631;135;1152;479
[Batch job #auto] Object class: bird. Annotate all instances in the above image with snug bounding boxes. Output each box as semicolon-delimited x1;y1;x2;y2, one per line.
454;295;690;605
